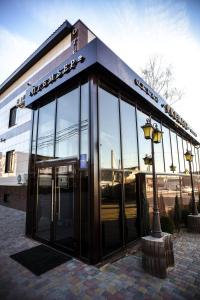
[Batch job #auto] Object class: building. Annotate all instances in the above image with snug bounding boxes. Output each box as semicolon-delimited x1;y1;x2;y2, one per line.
0;20;199;264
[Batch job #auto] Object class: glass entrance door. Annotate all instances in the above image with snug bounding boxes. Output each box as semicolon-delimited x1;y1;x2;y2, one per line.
37;166;53;241
54;164;75;250
36;161;77;252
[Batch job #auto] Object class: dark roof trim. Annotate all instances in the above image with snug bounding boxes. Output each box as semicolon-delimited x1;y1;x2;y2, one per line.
25;37;199;144
0;19;72;95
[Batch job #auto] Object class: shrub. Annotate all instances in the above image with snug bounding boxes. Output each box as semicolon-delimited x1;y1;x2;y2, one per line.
160;216;175;234
181;208;190;227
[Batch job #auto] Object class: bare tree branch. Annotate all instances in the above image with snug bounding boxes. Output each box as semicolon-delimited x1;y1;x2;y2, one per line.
141;55;184;105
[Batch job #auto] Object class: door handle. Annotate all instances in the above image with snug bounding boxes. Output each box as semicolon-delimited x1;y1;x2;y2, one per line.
51;179;54;222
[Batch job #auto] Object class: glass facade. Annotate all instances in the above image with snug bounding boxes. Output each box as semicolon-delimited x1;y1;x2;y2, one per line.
99;87;140;256
146;174;181;226
99;88;121;169
137;110;151;172
80;82;89;166
80;83;89;258
56;89;79;159
32;110;38;155
99;87;123;256
37;100;56;159
153;119;164;173
1;20;200;266
25;77;200;263
162;125;173;173
170;131;179;173
177;136;185;173
29;83;90;259
120;100;138;170
121;100;138;244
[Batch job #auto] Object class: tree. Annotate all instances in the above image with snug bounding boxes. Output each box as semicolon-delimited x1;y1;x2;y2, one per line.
141;55;184;105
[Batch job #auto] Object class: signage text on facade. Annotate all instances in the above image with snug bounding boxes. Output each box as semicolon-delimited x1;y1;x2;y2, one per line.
164;104;197;137
29;55;85;97
134;78;158;103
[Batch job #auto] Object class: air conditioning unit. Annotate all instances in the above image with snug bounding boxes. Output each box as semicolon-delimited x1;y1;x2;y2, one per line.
16;95;25;108
17;173;28;184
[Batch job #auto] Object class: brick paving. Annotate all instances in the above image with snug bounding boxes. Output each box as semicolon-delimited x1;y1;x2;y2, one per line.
0;205;200;300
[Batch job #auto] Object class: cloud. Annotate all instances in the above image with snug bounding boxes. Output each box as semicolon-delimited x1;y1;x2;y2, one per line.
1;0;200;137
0;27;37;85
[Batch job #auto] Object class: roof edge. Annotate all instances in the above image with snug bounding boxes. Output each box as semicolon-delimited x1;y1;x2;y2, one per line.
0;19;72;95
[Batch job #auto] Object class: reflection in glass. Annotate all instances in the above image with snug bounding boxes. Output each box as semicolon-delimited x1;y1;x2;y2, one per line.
32;110;38;155
56;88;79;158
137;110;151;171
37;101;55;159
120;101;138;170
182;139;188;172
192;145;197;174
181;175;193;207
197;148;200;173
170;131;179;173
146;174;180;227
177;136;185;173
37;167;52;241
80;83;89;168
152;120;164;173
162;126;172;173
194;147;198;174
193;174;200;199
99;88;121;169
124;170;138;243
55;165;74;250
101;169;123;256
80;170;89;258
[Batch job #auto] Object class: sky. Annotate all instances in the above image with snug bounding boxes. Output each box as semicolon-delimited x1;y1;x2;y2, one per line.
0;0;200;138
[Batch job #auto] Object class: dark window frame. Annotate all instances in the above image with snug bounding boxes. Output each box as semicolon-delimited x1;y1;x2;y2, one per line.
5;150;15;173
9;106;17;127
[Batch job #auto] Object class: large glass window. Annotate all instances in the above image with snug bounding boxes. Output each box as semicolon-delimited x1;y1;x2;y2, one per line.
80;170;89;258
37;101;55;160
120;100;138;170
170;131;179;173
99;88;121;169
182;139;187;172
120;100;139;243
192;145;197;174
162;126;172;173
55;88;79;158
99;87;123;256
137;110;151;171
177;136;185;173
80;83;89;258
180;175;191;208
153;119;164;173
101;169;123;255
196;148;200;173
80;82;89;168
32;110;38;155
124;170;138;242
146;174;180;228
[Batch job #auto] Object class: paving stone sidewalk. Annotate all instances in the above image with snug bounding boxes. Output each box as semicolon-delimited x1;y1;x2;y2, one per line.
0;205;200;300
